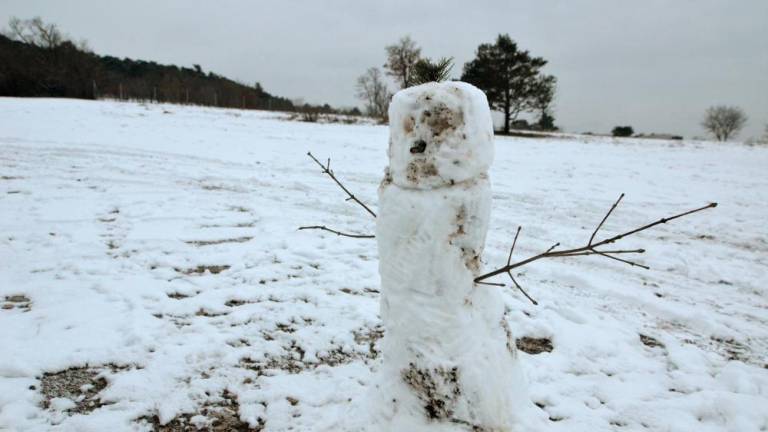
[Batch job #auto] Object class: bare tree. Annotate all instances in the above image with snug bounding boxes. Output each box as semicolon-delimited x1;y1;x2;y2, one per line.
384;36;422;89
6;16;63;49
702;105;748;141
356;67;391;121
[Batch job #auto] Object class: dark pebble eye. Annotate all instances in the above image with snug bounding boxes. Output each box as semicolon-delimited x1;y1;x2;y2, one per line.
410;140;427;154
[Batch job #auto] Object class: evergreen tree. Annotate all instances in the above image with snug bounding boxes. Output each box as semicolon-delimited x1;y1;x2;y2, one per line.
461;34;556;135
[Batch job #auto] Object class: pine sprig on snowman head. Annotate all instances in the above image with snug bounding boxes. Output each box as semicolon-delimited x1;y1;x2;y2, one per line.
411;57;454;85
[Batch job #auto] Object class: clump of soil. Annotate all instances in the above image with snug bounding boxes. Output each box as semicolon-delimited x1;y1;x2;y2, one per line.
516;337;553;354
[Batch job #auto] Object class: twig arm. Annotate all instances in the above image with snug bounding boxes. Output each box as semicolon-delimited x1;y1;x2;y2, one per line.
474;198;717;299
592;202;717;247
307;152;377;218
298;225;374;239
589;193;623;245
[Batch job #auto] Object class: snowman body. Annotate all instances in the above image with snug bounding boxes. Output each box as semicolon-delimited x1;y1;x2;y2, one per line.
368;82;531;431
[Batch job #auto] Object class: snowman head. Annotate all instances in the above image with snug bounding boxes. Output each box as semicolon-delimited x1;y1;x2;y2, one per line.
386;81;495;189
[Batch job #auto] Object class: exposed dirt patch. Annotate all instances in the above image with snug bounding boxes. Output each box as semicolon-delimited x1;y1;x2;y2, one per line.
186;237;252;247
640;334;665;348
200;222;257;228
40;364;130;414
225;298;258;307
240;342;307;376
711;336;750;362
2;294;31;311
138;390;264;431
175;265;231;275
240;338;368;377
353;325;384;360
195;308;229;318
167;292;194;300
339;287;379;297
516;337;553;354
317;346;358;367
199;182;243;193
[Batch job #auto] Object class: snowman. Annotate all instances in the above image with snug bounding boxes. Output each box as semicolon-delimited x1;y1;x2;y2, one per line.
363;81;543;431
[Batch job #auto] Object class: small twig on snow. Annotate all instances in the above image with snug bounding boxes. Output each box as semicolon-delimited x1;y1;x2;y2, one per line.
297;225;374;239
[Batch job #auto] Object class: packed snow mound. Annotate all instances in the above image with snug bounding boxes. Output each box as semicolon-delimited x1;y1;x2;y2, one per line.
387;81;494;189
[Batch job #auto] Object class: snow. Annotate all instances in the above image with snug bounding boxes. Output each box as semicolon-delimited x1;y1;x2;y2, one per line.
0;97;767;431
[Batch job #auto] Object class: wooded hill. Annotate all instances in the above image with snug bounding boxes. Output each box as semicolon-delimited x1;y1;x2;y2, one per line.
0;32;298;111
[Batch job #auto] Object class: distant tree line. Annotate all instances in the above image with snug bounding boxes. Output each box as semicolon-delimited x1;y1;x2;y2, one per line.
0;16;355;116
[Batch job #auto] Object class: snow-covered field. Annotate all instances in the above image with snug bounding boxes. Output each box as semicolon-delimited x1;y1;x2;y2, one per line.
1;98;766;432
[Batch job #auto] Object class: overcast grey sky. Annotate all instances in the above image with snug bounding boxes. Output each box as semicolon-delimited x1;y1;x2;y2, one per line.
2;0;767;138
